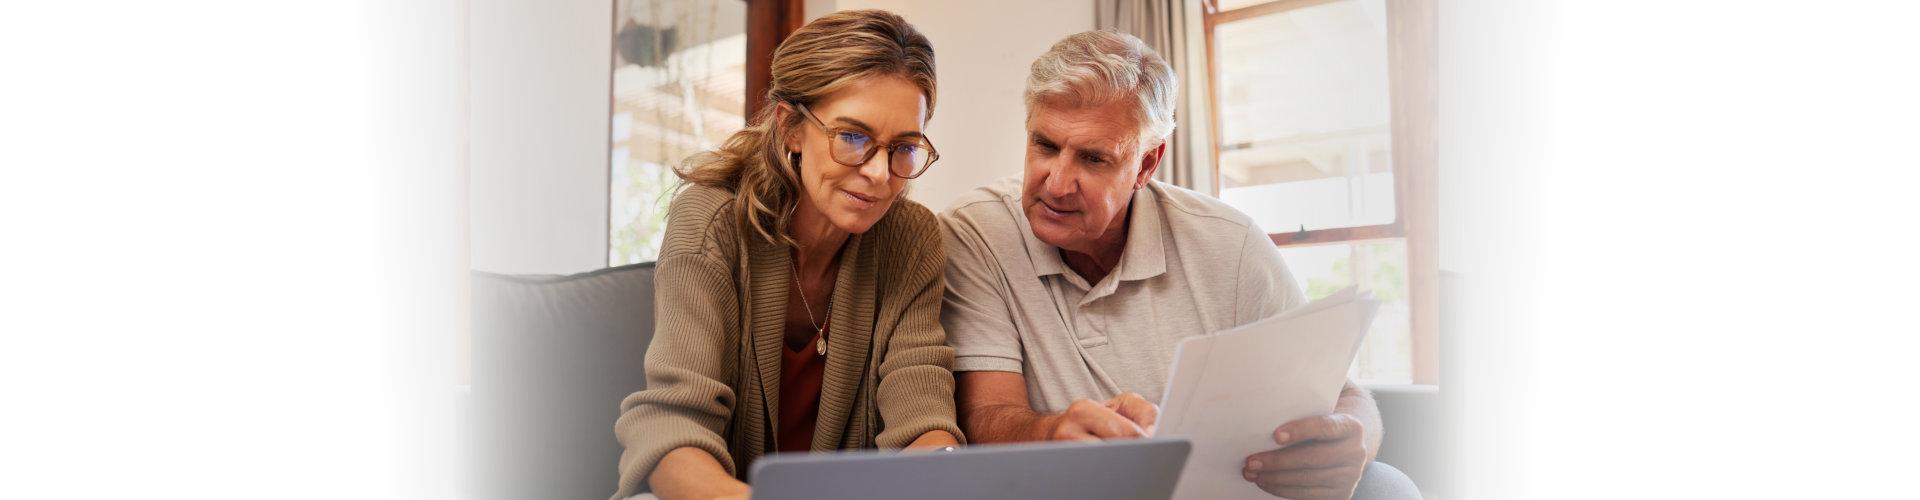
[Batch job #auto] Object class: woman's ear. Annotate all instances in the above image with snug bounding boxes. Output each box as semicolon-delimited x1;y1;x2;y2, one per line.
774;104;802;154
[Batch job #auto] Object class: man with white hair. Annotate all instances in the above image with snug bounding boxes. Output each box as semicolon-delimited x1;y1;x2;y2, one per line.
940;31;1421;499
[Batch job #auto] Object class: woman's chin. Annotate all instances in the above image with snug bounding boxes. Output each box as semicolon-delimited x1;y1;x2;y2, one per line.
829;209;887;235
833;220;879;235
805;191;890;236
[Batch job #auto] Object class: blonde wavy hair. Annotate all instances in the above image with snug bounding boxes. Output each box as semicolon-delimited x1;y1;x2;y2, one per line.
675;9;936;249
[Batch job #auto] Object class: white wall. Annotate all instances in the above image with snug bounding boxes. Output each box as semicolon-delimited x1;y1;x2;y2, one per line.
468;0;612;275
808;0;1095;211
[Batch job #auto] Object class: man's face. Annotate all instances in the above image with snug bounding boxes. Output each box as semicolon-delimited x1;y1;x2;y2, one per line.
1022;100;1162;256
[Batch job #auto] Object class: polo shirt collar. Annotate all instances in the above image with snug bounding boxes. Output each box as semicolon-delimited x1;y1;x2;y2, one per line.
1114;185;1168;282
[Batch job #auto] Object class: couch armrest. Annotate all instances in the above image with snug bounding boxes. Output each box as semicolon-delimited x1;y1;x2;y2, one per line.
1369;384;1440;495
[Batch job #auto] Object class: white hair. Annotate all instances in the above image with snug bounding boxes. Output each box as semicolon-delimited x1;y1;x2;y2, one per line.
1024;30;1178;146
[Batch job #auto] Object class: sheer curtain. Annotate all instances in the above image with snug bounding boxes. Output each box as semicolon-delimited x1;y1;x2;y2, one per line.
1095;0;1216;194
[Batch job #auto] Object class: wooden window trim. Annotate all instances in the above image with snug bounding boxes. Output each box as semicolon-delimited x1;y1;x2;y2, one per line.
1205;0;1440;384
1210;0;1347;25
1390;0;1440;386
1266;223;1404;247
745;0;806;117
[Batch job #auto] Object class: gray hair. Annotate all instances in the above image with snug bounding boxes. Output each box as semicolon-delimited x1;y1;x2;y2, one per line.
1024;30;1178;147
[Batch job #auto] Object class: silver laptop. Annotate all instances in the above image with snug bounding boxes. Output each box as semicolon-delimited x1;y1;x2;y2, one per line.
749;437;1191;500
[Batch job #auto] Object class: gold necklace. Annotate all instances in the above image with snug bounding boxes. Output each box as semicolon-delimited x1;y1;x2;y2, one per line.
790;259;829;355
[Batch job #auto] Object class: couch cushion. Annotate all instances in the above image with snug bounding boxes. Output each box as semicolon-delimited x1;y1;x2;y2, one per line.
470;263;656;500
1370;384;1441;496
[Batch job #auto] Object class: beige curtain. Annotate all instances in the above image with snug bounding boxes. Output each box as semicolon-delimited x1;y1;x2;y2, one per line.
1096;0;1215;194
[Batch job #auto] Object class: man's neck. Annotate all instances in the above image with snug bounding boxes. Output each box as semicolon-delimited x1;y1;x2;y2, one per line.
1059;205;1132;285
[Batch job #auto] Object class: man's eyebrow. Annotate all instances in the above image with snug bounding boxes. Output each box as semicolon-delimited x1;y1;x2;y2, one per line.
1031;131;1116;158
1082;145;1120;160
1075;138;1124;159
831;116;923;141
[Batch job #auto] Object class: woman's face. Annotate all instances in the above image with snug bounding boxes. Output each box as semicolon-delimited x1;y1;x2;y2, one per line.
786;75;929;235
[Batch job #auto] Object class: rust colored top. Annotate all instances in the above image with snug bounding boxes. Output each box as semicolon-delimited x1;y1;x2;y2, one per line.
777;327;826;453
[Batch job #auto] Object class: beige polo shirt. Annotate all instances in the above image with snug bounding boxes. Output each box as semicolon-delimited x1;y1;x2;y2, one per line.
939;177;1305;413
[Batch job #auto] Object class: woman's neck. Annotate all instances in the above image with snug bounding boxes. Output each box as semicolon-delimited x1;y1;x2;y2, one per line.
788;198;849;280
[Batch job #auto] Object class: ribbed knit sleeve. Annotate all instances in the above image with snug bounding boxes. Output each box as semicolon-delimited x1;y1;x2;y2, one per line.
871;204;968;448
610;189;743;499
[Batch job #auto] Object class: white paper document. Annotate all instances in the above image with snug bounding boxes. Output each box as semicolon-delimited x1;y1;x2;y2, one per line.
1157;287;1379;500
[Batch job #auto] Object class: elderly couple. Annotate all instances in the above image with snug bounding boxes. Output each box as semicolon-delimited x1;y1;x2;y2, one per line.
612;9;1418;500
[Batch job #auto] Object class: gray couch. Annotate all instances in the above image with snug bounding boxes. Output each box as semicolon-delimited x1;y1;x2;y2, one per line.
468;262;1441;499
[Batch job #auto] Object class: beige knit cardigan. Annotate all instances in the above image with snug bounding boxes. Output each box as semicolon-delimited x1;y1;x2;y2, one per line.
610;185;965;499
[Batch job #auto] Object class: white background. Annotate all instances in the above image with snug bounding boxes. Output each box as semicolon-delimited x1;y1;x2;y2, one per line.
3;0;1917;498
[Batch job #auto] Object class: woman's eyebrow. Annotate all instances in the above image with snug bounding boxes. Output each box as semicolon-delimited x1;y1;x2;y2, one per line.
829;116;877;133
830;116;922;140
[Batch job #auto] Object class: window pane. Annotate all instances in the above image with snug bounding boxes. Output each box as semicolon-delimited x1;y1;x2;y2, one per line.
1215;0;1394;233
1278;239;1412;384
610;0;748;266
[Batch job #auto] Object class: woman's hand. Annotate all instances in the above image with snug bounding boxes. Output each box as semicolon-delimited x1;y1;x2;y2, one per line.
900;430;960;452
649;447;750;500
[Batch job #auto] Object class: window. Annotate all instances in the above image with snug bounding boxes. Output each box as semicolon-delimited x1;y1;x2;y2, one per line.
609;0;750;266
1279;240;1413;383
1205;0;1438;384
609;0;803;266
1216;0;1393;233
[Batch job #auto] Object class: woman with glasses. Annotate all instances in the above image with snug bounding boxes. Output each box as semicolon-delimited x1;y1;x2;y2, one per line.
610;10;959;500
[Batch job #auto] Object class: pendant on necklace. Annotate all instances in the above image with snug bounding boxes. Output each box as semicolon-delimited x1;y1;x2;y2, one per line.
816;329;827;355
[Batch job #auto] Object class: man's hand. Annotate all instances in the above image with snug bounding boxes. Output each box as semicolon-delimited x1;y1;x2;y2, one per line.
1045;392;1158;441
959;372;1167;444
1105;392;1159;435
1241;413;1368;499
